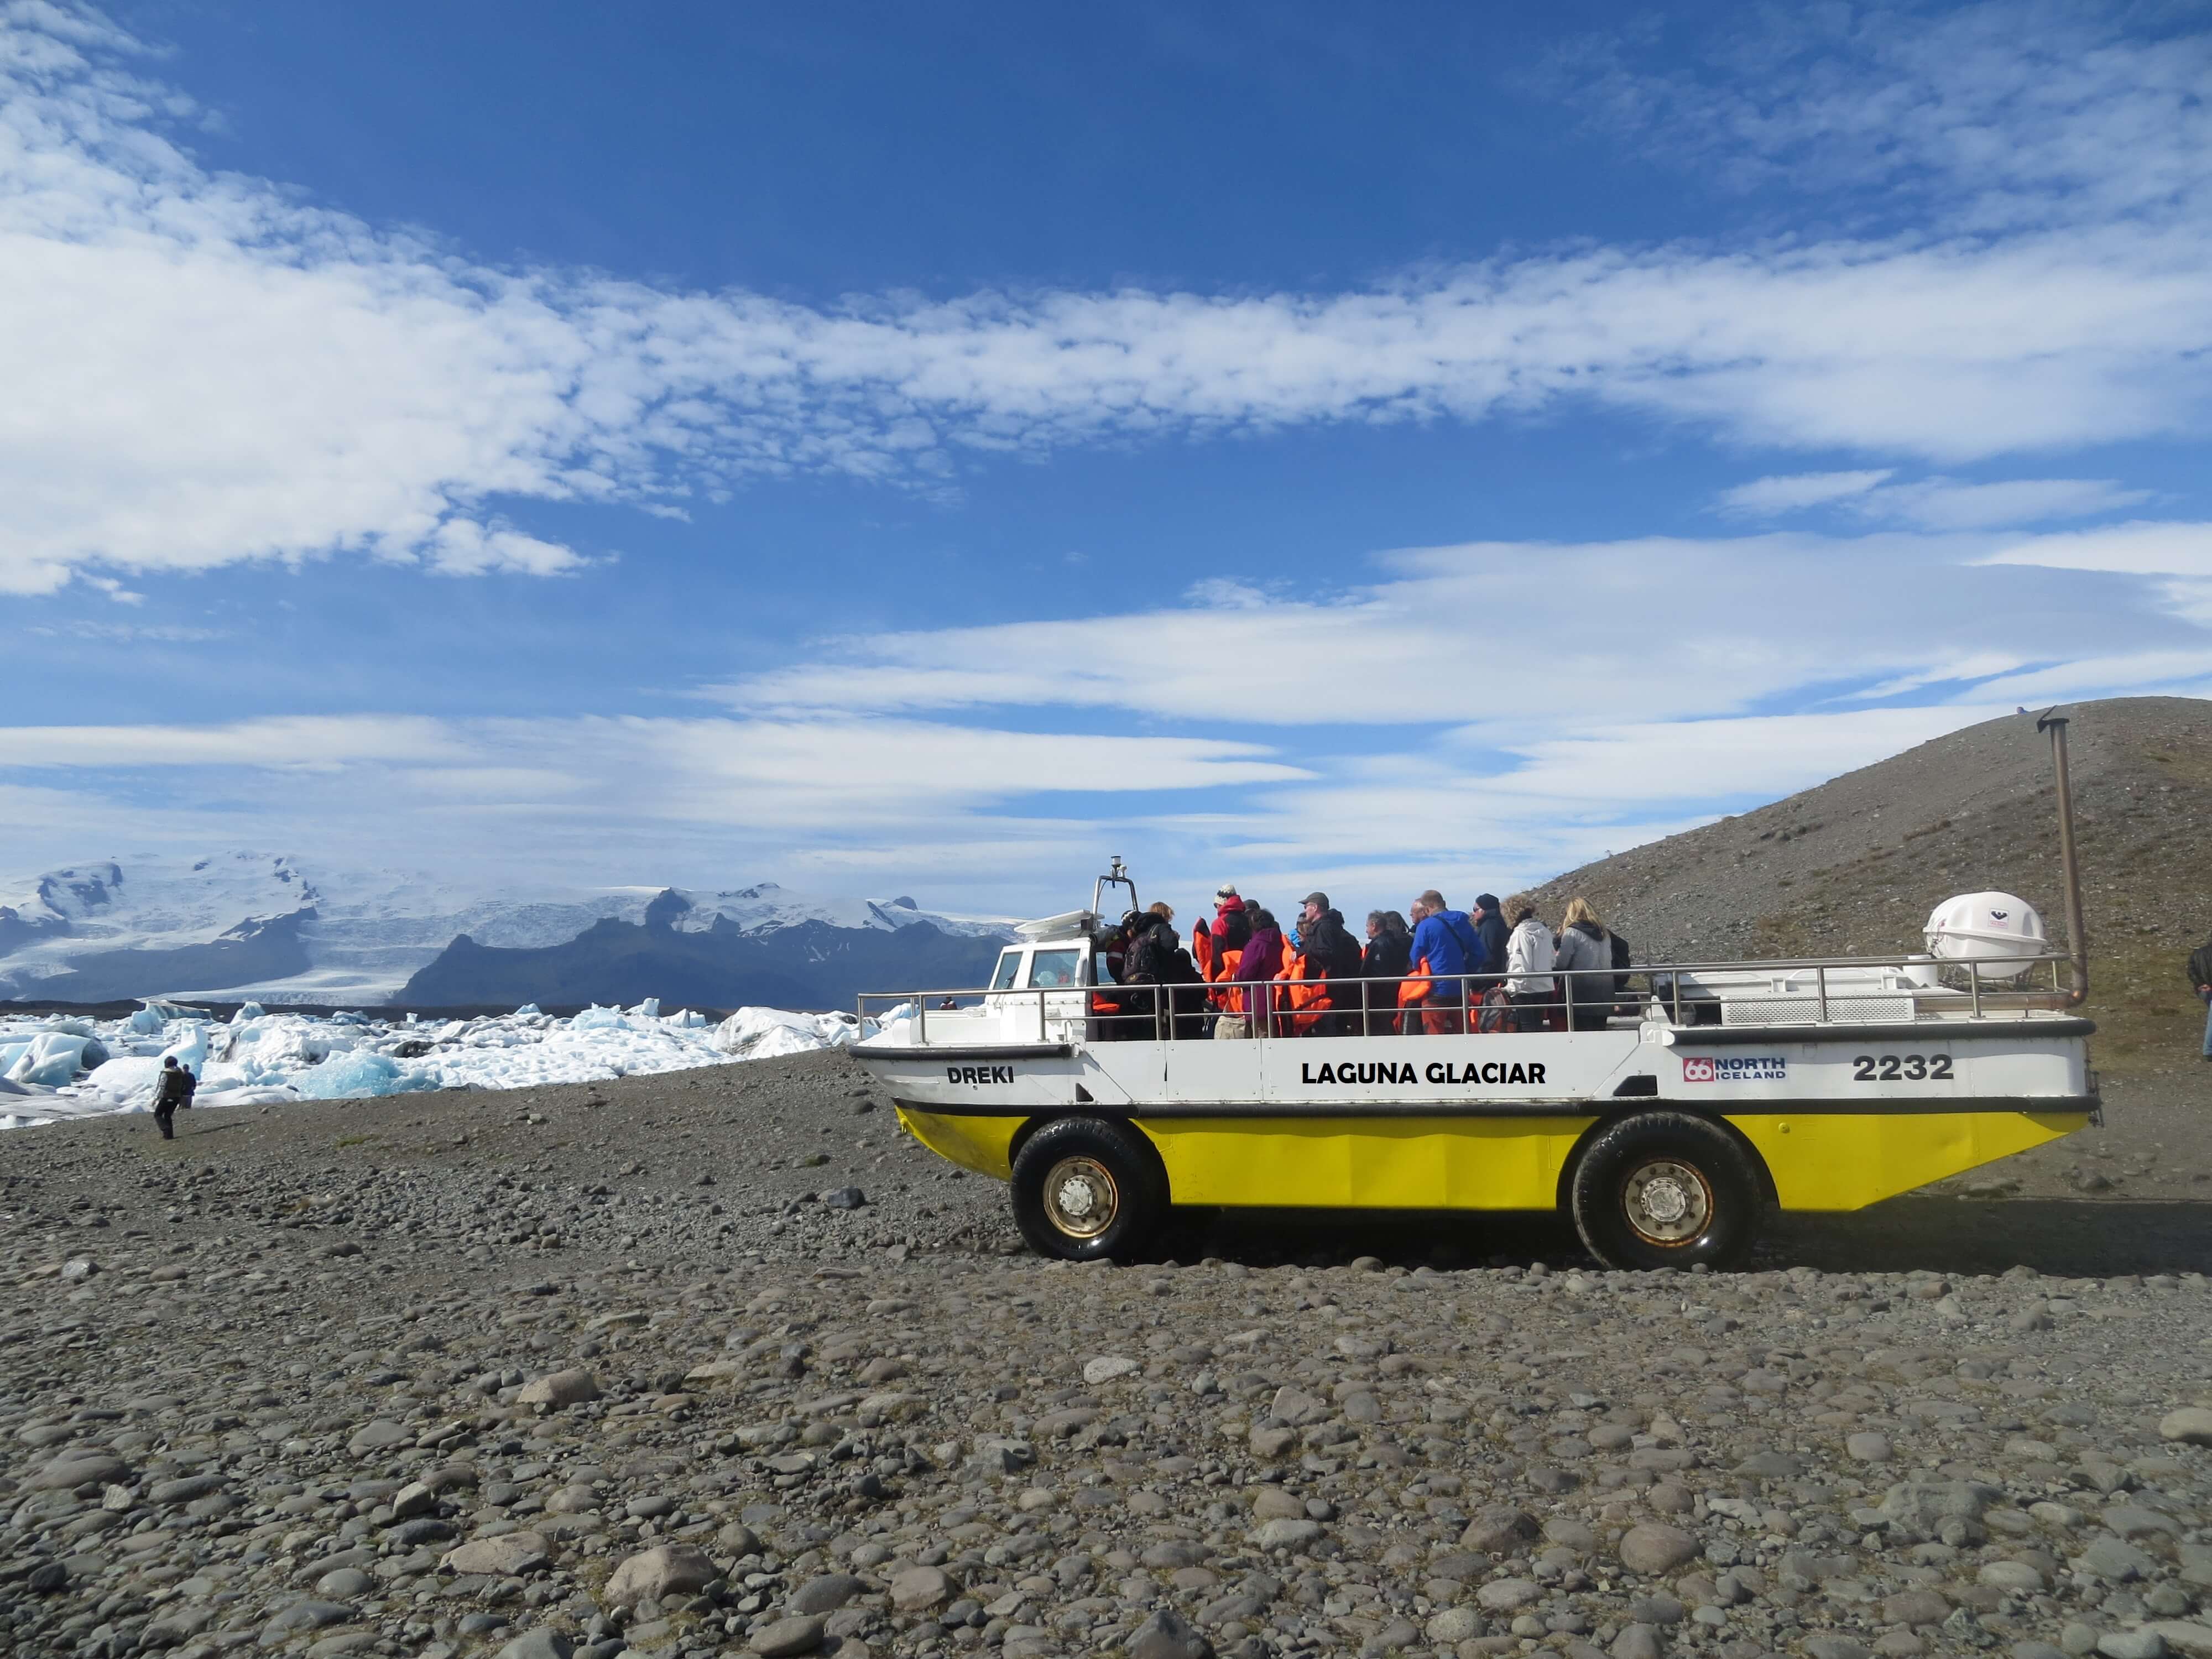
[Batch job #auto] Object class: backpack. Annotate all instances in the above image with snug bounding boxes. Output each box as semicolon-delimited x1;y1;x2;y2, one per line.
1476;983;1515;1034
1609;930;1635;1014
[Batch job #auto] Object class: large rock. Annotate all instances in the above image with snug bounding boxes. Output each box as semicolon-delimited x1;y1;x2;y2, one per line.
2139;1624;2212;1658
1618;1524;1700;1575
149;1474;224;1505
28;1453;128;1490
1879;1479;1999;1528
788;1573;865;1614
1478;1578;1541;1611
1462;1507;1537;1553
888;1563;955;1611
748;1614;825;1656
2159;1408;2212;1447
347;1421;410;1455
494;1631;575;1659
440;1531;550;1577
604;1543;716;1605
1083;1355;1140;1384
517;1369;602;1408
1250;1486;1307;1520
1427;1608;1483;1644
1252;1517;1322;1550
1128;1607;1213;1659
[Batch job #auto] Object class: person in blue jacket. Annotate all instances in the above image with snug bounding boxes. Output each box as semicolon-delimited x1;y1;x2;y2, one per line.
1407;889;1484;1034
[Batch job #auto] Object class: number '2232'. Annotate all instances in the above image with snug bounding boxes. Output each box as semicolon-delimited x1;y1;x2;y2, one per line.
1851;1053;1953;1082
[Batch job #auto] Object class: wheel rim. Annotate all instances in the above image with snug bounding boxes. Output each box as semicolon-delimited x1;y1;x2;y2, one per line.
1621;1159;1713;1246
1042;1155;1119;1239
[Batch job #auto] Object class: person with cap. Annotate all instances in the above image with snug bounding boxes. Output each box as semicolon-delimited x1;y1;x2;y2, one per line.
1296;891;1365;1035
1209;885;1251;954
152;1055;196;1140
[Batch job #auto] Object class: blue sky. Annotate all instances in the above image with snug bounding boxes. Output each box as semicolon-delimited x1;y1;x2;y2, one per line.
4;0;2210;918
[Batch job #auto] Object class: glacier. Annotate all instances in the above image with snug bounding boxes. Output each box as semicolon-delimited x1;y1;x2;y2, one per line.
0;853;1007;1004
0;998;874;1130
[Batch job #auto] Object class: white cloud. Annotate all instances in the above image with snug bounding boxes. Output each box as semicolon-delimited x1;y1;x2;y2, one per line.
1721;472;2153;530
1717;471;1893;514
5;5;2212;595
1566;3;2212;231
718;525;2212;729
1978;521;2212;581
0;714;466;769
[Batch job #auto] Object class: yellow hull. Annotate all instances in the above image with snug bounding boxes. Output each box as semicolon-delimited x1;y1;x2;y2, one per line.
896;1107;2087;1213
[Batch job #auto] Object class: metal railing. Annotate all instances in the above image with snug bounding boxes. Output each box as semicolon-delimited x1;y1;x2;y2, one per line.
857;947;2083;1045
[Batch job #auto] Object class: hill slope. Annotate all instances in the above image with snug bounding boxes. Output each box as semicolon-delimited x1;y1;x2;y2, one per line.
1523;696;2211;1075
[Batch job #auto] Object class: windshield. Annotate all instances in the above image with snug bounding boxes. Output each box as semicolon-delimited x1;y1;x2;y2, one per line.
1027;948;1082;988
988;949;1021;990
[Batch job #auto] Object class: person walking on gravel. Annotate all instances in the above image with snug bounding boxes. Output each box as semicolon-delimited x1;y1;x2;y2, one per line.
2191;932;2212;1061
152;1056;196;1139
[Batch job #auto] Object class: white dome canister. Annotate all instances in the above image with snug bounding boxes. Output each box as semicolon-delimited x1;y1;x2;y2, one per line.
1922;891;2048;982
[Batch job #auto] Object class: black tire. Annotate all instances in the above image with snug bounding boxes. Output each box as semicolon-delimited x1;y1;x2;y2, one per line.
1010;1116;1167;1262
1569;1111;1763;1270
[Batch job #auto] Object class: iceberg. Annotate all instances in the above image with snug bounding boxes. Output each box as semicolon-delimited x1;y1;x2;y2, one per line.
4;1031;103;1087
713;1006;870;1061
294;1050;427;1100
4;992;874;1126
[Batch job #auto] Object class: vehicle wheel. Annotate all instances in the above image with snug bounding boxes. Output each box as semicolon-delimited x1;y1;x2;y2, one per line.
1569;1111;1762;1270
1010;1116;1166;1263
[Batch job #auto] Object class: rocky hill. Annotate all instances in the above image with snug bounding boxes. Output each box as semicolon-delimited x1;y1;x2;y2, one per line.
1523;696;2212;1076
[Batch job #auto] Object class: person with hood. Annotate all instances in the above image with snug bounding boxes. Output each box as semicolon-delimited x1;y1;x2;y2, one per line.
1362;909;1412;1034
1504;898;1558;1031
1209;885;1251;953
152;1055;195;1140
1123;901;1188;1039
2190;930;2212;1061
1406;889;1484;1034
1295;891;1365;1035
1552;896;1614;1030
1469;894;1511;993
1223;906;1285;1037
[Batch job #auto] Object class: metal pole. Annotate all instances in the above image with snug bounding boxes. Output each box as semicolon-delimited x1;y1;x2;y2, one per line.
1815;964;1828;1025
2036;711;2090;1006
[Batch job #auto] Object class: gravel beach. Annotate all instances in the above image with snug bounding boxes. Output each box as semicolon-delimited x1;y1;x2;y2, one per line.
6;1052;2211;1659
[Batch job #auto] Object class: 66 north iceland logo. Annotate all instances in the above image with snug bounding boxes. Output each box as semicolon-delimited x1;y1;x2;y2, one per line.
1683;1055;1787;1083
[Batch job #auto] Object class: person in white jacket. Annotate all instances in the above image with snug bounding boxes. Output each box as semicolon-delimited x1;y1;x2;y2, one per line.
1504;899;1558;1032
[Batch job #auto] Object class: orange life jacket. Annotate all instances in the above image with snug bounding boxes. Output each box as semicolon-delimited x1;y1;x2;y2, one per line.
1209;943;1244;1011
1287;948;1343;1035
1399;952;1432;1007
1192;926;1214;980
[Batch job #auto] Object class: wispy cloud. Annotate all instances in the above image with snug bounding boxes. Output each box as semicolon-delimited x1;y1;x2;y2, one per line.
1719;472;2152;529
716;525;2212;729
1717;471;1895;515
1561;3;2212;231
4;4;2211;597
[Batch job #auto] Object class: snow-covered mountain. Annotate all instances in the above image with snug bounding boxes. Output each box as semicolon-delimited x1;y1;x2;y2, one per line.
0;854;1010;1008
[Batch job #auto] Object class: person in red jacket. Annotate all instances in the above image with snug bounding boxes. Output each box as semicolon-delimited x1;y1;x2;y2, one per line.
1209;886;1251;952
